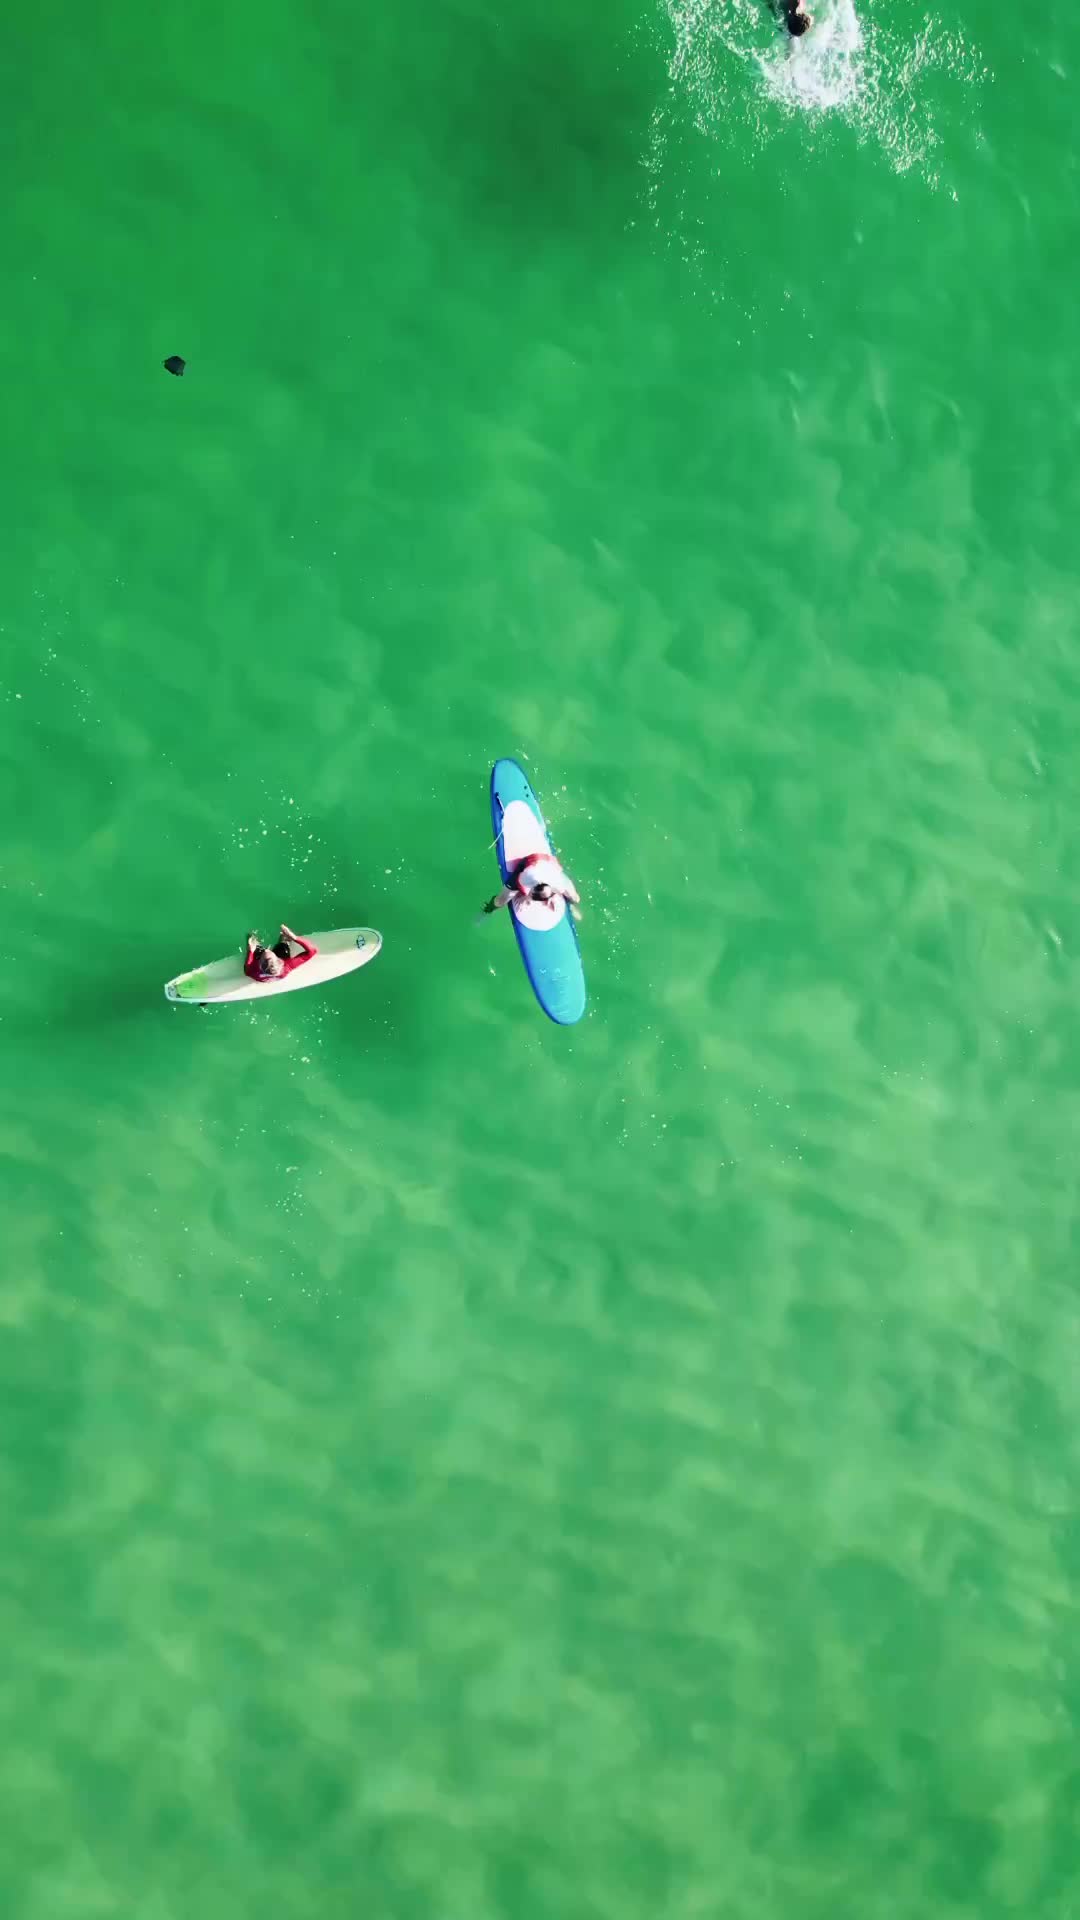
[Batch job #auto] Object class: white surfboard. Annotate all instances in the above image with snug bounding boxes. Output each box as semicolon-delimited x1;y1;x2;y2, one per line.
164;928;382;1006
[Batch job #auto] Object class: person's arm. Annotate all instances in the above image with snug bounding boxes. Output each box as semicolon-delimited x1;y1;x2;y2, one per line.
244;934;261;980
280;926;317;969
483;886;515;914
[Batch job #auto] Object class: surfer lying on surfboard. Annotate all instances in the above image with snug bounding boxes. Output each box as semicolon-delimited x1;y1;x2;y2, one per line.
244;925;318;983
483;853;582;922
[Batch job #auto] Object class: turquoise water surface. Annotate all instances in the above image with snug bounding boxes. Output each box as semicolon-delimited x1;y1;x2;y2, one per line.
4;3;1080;1915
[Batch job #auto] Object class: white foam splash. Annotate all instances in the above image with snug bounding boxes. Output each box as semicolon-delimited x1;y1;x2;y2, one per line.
758;0;864;114
651;0;989;187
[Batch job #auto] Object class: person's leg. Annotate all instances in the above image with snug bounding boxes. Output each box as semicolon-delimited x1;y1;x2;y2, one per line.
272;936;293;960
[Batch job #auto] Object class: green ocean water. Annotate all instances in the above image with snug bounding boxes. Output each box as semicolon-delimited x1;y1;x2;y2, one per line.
4;0;1080;1913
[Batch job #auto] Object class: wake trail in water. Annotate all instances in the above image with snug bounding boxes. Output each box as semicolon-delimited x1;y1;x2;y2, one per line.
650;0;989;189
758;0;864;114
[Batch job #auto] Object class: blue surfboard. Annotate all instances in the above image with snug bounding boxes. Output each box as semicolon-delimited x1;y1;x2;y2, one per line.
489;758;587;1027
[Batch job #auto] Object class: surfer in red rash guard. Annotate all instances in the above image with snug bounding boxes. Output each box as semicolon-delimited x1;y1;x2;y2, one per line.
244;925;318;983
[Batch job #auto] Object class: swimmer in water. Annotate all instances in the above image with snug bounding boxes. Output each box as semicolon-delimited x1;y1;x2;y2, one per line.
774;0;814;33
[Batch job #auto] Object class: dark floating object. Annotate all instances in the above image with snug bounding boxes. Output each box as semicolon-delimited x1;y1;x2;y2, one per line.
783;0;813;31
163;355;186;377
